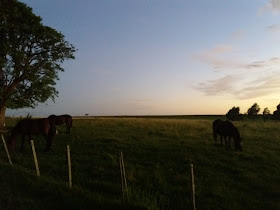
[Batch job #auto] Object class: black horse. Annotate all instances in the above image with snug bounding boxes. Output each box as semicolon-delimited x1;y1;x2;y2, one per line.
212;119;242;151
8;118;56;152
48;114;73;134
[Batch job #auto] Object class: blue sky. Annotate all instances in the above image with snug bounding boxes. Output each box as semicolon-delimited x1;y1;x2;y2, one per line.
7;0;280;116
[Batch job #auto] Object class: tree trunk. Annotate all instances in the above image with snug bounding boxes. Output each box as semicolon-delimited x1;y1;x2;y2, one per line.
0;105;6;129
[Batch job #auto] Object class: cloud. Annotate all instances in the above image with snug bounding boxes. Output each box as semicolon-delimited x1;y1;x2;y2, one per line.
244;57;280;69
259;0;280;15
195;44;280;71
270;0;280;9
194;75;242;96
194;43;280;100
195;72;280;100
236;74;280;99
193;44;246;69
265;24;280;32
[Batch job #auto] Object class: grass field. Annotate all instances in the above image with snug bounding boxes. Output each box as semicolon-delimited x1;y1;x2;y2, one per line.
0;116;279;210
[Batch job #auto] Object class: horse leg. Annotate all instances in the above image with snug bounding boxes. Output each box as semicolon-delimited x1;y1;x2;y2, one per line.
20;135;26;152
44;132;55;152
66;124;70;134
224;136;228;149
43;135;52;152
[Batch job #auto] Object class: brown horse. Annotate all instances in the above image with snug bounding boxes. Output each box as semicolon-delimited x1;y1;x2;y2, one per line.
48;114;73;134
8;118;56;152
212;119;242;151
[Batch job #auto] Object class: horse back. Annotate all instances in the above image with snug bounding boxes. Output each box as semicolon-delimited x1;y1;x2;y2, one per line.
48;114;72;125
213;119;237;137
14;118;51;135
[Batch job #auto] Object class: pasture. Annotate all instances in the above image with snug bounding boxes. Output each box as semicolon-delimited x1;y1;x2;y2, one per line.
0;116;279;210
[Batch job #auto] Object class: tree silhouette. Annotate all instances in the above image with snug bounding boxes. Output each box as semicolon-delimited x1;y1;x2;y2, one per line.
226;106;242;121
0;0;76;127
272;104;280;120
247;103;260;119
262;107;271;121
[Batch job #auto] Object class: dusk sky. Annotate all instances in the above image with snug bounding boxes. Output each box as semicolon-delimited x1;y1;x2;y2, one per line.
7;0;280;116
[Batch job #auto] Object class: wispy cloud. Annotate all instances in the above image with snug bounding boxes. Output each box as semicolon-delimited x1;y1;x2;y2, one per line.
244;57;280;69
259;0;280;15
194;75;242;96
193;44;246;69
194;42;280;100
195;72;280;100
236;74;280;99
195;44;280;71
265;24;280;32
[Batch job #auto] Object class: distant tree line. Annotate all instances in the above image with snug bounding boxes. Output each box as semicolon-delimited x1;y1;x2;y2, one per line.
226;103;280;121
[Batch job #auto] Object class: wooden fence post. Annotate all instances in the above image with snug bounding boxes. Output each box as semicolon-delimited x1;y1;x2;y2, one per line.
190;164;196;210
67;145;72;188
1;134;12;165
31;140;40;176
119;151;128;201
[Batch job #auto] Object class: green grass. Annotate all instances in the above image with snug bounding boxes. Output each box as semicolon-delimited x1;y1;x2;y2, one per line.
0;116;279;209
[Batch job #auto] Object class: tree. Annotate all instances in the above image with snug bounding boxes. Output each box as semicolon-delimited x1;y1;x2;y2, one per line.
247;103;260;119
262;107;271;121
272;104;280;120
226;106;242;121
0;0;76;127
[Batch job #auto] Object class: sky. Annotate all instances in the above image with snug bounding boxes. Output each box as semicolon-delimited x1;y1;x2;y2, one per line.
6;0;280;116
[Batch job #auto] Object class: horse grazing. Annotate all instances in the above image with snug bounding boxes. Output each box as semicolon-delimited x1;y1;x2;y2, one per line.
212;119;242;151
48;114;72;134
8;118;56;152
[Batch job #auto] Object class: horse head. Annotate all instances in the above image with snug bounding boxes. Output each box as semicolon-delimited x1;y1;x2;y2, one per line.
234;137;242;151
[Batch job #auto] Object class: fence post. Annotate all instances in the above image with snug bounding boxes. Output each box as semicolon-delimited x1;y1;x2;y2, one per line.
67;145;72;188
120;151;128;202
1;134;12;165
31;140;40;176
190;164;196;210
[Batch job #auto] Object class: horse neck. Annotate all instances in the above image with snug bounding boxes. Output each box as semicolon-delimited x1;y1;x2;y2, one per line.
11;128;20;138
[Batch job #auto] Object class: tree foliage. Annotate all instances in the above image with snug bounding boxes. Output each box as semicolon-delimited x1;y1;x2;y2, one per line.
262;107;271;121
226;106;242;121
272;104;280;120
247;103;260;119
0;0;76;111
